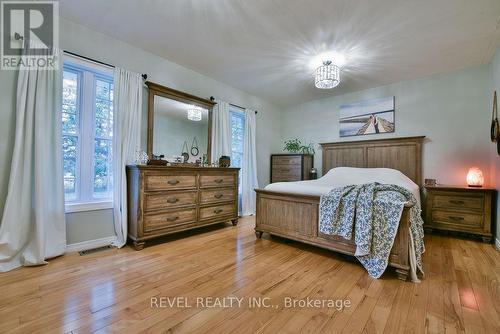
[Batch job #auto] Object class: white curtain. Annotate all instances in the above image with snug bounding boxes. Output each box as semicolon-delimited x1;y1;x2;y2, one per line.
241;109;259;215
211;99;231;163
0;44;66;272
112;68;143;247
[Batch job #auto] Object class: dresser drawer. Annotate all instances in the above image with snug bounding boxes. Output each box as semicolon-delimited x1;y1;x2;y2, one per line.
200;188;236;204
272;169;302;182
144;191;197;211
431;210;483;228
272;156;301;165
143;208;197;232
145;174;196;191
273;167;302;181
432;193;483;211
199;174;235;188
272;165;301;174
199;204;236;220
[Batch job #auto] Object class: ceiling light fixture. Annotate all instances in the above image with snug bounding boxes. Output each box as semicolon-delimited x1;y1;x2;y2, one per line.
187;107;202;121
315;60;340;89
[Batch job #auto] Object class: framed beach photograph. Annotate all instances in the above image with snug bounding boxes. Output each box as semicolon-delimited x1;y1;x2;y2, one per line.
339;96;395;137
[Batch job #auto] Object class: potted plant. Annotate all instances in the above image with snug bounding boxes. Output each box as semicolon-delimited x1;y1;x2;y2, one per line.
283;139;315;155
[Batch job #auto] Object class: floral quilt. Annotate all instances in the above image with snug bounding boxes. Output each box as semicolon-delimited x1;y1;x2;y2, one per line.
319;183;425;279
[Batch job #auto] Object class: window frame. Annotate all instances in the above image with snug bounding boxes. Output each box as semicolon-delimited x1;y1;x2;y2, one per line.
229;107;246;213
62;56;114;213
91;74;114;201
61;67;82;203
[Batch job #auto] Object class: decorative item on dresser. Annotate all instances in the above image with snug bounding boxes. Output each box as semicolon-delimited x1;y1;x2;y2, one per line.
424;185;496;243
127;165;240;250
270;154;314;183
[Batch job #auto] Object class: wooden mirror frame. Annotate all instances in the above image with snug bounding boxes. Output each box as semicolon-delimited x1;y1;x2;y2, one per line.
145;81;215;162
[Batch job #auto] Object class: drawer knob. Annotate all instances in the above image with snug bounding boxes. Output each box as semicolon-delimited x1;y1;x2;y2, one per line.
167;216;179;222
167;179;179;185
214;193;224;199
214;208;224;214
448;216;464;221
214;179;224;184
167;197;179;204
450;200;464;205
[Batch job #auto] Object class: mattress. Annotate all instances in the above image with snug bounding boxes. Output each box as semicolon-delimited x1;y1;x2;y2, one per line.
264;167;421;205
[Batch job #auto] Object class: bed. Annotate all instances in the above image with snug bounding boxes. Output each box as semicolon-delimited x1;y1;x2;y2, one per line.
255;136;425;281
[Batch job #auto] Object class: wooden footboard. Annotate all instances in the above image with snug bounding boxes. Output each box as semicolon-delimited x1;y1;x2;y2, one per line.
255;189;411;281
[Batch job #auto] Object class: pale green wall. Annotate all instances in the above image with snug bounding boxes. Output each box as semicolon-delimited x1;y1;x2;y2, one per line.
281;65;492;183
0;18;283;245
280;63;499;242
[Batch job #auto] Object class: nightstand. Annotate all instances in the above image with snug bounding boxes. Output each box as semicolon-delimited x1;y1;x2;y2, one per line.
424;185;496;243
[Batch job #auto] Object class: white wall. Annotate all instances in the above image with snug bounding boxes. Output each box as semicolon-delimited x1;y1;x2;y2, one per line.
0;18;283;245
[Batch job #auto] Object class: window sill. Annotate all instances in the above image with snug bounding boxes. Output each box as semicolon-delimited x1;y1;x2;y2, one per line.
65;201;113;213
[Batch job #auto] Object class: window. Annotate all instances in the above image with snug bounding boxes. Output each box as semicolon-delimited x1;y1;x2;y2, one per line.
62;59;114;211
230;109;245;210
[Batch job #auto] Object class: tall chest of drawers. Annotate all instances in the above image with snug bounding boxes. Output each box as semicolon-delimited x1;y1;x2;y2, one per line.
270;154;314;183
126;165;240;250
424;185;496;243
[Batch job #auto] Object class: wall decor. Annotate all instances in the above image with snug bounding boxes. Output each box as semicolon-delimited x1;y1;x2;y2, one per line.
491;91;498;143
490;91;500;155
191;137;199;156
339;96;395;137
181;141;189;162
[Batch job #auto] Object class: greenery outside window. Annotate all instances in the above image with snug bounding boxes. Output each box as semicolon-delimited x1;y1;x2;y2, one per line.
62;58;114;212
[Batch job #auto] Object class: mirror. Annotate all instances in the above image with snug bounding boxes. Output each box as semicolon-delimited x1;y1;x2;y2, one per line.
146;82;214;163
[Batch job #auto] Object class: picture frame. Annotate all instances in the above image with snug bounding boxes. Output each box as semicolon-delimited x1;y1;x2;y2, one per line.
339;96;395;137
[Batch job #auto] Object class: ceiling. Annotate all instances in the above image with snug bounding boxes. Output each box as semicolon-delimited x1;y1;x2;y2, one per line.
60;0;500;107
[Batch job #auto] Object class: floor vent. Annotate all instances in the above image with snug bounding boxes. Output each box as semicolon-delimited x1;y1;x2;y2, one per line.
79;245;113;256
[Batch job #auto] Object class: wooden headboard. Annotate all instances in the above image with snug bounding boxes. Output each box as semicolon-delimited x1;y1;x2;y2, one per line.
320;136;425;186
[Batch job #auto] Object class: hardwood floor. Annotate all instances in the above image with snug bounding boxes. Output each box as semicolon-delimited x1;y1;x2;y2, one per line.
0;216;499;333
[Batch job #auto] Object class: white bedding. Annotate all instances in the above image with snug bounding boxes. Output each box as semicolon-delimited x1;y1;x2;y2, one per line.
265;167;421;205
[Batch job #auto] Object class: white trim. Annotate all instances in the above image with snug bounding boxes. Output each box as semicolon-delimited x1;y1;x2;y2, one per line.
64;53;114;76
495;238;500;252
65;201;113;213
65;236;117;253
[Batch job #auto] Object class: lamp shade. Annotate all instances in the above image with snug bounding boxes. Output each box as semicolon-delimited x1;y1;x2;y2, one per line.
315;61;340;89
466;167;484;187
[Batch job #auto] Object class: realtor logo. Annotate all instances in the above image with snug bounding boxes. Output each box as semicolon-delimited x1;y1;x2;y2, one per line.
1;1;59;70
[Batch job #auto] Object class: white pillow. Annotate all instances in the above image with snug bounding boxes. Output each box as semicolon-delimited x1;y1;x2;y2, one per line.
320;167;420;203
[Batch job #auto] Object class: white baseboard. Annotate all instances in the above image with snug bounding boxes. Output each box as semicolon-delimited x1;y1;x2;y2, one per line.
66;236;117;253
496;238;500;252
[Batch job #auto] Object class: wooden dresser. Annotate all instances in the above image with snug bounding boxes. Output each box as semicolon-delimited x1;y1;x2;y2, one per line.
424;185;496;243
270;154;314;183
126;165;240;250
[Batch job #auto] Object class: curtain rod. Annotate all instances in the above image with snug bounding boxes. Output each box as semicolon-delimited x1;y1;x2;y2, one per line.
63;50;148;80
209;96;258;114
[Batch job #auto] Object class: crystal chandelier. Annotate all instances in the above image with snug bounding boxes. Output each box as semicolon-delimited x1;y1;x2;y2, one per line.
315;60;340;89
187;107;202;121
